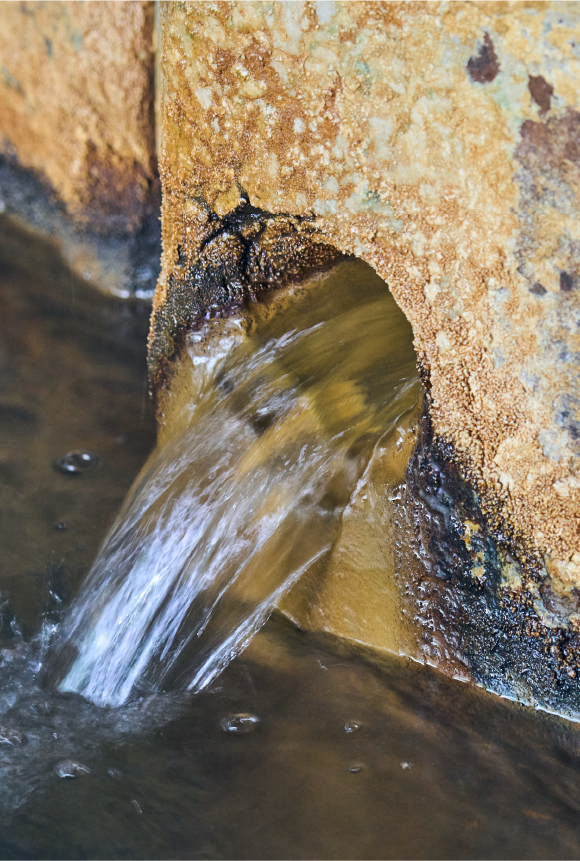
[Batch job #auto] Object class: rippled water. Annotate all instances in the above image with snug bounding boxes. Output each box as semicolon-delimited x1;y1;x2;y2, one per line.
1;220;580;859
5;617;580;860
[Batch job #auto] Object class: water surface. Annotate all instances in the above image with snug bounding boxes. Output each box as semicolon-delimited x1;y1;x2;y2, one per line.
0;222;580;859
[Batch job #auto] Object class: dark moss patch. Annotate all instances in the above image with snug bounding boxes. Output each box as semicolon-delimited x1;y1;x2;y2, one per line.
148;196;344;391
403;412;580;719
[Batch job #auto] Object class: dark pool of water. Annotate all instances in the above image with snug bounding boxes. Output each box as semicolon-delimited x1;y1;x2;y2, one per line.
0;216;155;638
1;219;580;860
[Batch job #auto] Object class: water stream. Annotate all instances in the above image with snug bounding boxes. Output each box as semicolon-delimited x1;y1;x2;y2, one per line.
48;260;418;706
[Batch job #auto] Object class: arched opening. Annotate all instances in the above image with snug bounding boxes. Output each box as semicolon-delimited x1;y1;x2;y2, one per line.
48;257;422;704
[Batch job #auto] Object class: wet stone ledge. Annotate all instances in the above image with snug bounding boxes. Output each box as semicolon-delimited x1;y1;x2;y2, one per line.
0;155;161;299
401;415;580;720
0;0;160;297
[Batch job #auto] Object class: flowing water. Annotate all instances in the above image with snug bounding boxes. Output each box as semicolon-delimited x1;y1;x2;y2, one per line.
2;219;580;858
47;259;418;706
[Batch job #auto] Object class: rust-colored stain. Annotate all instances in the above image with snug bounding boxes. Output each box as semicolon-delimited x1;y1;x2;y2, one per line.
467;33;500;84
528;74;554;114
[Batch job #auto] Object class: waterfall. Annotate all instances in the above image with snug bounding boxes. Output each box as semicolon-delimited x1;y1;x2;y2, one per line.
46;262;418;707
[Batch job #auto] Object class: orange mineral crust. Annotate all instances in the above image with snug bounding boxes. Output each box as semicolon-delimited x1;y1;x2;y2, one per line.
154;1;580;591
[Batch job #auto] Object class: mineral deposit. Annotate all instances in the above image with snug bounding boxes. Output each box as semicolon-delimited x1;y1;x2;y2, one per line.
153;0;580;602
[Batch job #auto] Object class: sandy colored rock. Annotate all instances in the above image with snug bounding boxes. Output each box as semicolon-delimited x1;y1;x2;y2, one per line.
154;0;580;590
0;1;160;295
279;403;427;667
0;0;157;231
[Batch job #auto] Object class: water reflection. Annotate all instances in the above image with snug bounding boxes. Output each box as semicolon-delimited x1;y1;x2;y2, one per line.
4;615;580;859
0;214;155;638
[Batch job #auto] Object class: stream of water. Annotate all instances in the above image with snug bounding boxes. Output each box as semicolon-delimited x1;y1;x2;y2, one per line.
47;259;417;706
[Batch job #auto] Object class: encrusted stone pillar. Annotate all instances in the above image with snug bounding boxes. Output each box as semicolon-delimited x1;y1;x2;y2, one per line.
153;0;580;589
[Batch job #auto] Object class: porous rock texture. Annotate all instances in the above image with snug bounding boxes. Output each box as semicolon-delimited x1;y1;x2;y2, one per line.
154;0;580;598
0;1;160;295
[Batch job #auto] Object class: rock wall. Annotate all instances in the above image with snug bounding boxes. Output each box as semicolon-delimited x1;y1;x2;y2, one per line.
153;0;580;596
0;1;160;295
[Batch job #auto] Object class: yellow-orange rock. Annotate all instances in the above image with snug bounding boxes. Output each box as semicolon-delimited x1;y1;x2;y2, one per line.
0;0;157;231
0;1;159;294
155;1;580;591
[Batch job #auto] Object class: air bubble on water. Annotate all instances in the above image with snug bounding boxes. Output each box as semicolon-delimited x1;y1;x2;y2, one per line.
348;764;363;774
400;761;412;770
344;720;362;733
0;726;24;746
219;713;261;734
55;450;99;475
108;767;122;780
54;759;91;778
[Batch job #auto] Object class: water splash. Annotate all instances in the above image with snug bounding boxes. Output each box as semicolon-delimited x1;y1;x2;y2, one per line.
47;263;419;707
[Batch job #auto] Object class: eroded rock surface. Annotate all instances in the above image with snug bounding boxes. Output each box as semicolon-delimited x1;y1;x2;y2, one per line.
155;256;580;717
153;1;580;599
0;1;160;295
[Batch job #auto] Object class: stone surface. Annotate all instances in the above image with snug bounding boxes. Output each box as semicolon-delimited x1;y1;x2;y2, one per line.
279;402;425;666
154;0;580;595
156;257;580;719
0;1;160;295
